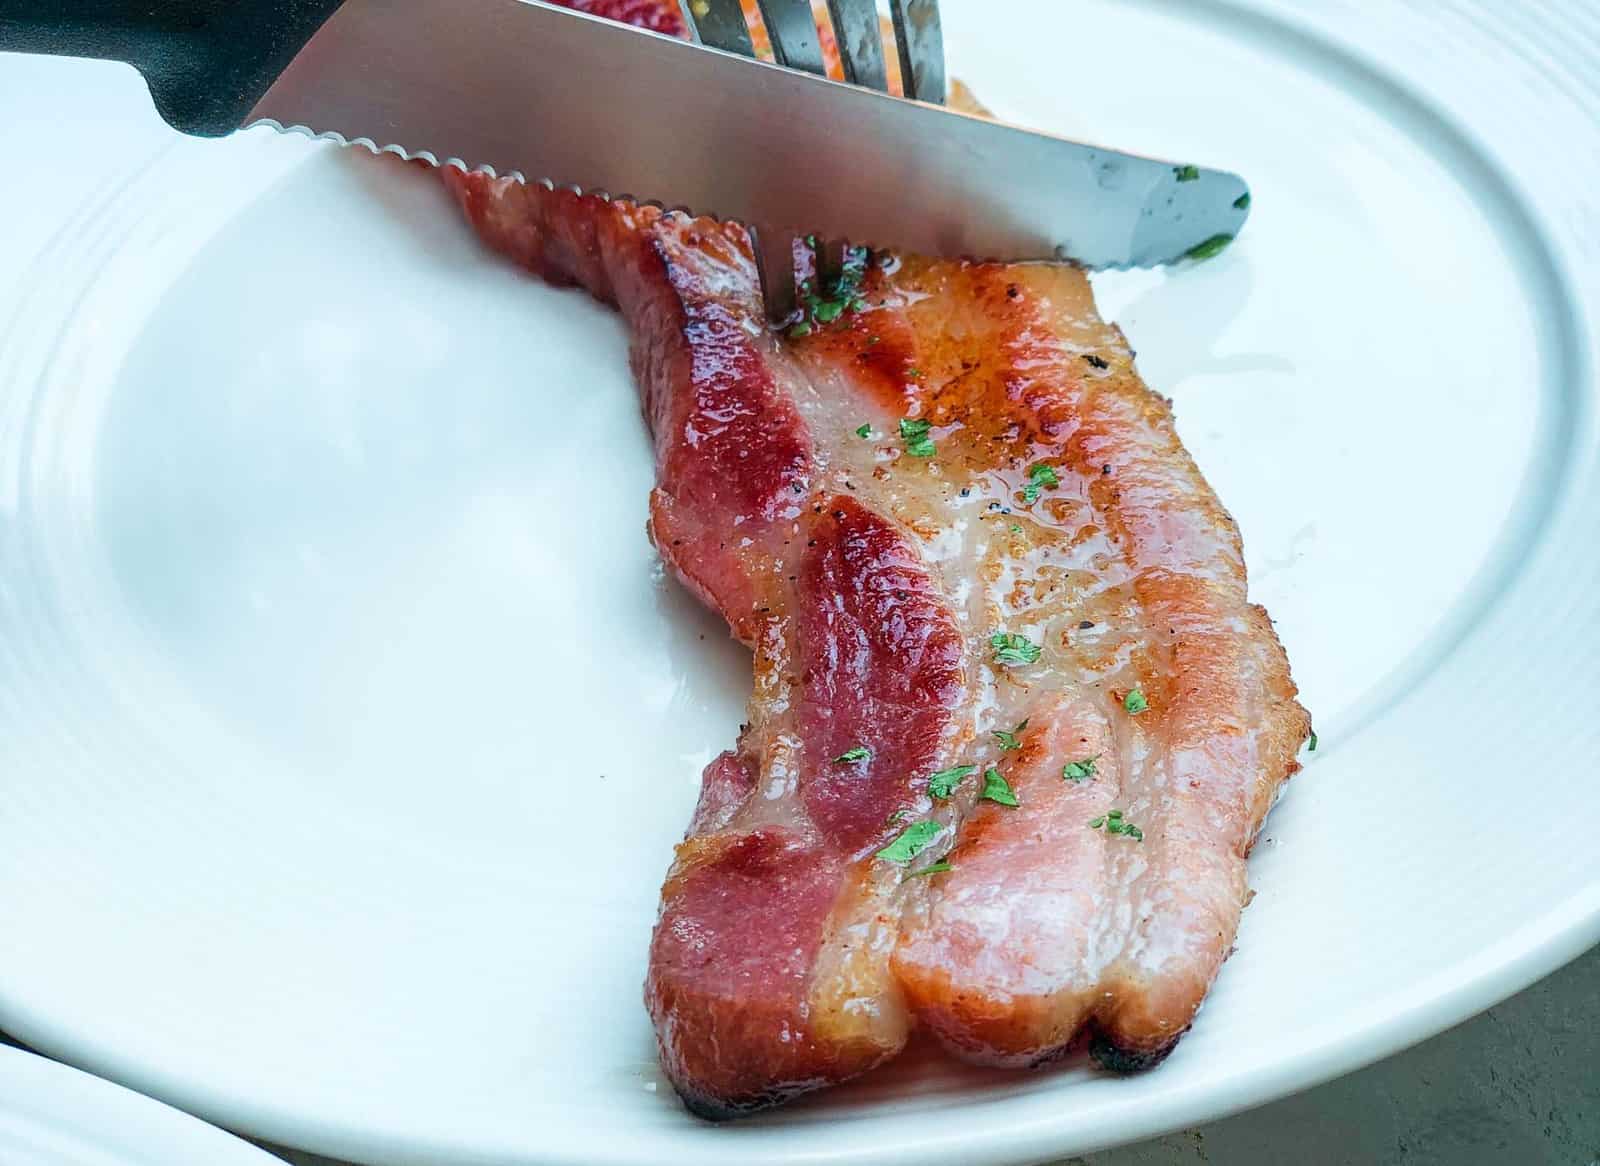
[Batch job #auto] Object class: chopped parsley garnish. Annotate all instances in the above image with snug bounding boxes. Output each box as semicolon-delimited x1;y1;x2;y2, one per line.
927;764;976;800
1234;192;1251;210
785;246;869;336
1062;755;1099;782
833;746;871;764
1124;688;1149;715
991;720;1029;751
876;819;943;864
908;859;952;878
990;631;1041;667
855;423;871;438
899;416;936;458
980;767;1019;807
1174;164;1200;182
813;298;847;324
1009;523;1022;534
1089;808;1143;840
1308;731;1319;752
1184;233;1235;261
1022;462;1060;504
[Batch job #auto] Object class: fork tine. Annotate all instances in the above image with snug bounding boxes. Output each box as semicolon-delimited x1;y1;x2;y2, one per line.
816;236;848;296
751;226;799;324
677;0;756;55
824;0;888;90
888;0;946;103
755;0;829;76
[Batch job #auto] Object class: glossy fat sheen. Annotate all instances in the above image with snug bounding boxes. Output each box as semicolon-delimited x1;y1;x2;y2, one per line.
448;0;1309;1117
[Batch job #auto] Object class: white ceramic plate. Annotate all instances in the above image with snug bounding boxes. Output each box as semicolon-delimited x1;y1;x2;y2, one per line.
0;1043;280;1166
1;1;1596;1163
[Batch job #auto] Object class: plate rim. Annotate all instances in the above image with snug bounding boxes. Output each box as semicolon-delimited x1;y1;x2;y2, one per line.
0;1042;281;1166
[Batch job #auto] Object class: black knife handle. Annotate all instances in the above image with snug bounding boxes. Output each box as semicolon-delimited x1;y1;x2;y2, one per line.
0;0;347;135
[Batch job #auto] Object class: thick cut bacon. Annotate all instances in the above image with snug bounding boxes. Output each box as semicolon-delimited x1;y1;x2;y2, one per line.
445;0;1310;1117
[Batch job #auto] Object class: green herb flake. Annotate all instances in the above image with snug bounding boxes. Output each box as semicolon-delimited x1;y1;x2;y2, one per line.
1062;755;1099;782
855;423;871;438
980;767;1020;807
899;416;936;458
1021;461;1061;504
876;819;943;864
991;719;1029;751
1308;730;1319;752
788;245;870;333
1009;523;1022;534
908;859;952;878
1090;809;1143;840
1175;164;1201;182
927;764;976;800
885;808;909;825
990;631;1042;667
1184;233;1235;261
833;745;871;764
1124;688;1149;715
1233;192;1251;211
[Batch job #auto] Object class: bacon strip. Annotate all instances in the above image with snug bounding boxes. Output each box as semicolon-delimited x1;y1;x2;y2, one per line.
443;0;1309;1116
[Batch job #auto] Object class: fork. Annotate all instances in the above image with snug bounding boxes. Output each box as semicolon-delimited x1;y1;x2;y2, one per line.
677;0;946;322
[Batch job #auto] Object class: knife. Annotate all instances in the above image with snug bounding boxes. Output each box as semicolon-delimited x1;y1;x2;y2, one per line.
0;0;1249;271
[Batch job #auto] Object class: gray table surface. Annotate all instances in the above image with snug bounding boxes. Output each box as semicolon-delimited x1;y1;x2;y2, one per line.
249;943;1598;1166
4;950;1591;1164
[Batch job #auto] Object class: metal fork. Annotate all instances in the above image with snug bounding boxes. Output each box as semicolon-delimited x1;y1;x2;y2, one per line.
677;0;946;322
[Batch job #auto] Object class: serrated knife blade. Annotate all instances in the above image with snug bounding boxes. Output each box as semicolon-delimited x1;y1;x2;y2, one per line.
246;0;1249;268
